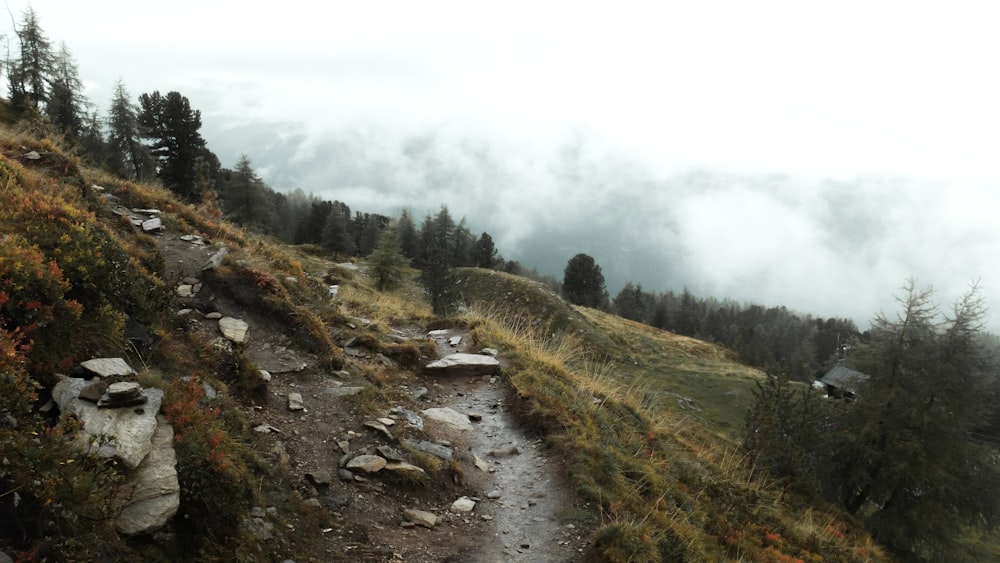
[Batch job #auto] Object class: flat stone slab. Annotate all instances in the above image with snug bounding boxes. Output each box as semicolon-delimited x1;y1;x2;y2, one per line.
346;454;387;473
425;353;500;377
80;358;136;378
421;407;473;431
402;439;453;461
115;416;179;535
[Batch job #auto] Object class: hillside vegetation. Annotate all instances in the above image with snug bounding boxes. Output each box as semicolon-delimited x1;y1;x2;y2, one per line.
0;123;897;561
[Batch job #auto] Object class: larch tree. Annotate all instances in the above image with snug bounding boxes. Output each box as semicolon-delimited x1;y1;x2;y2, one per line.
369;221;409;291
397;209;419;262
827;280;1000;560
106;80;153;181
7;7;52;110
45;42;83;137
220;155;274;231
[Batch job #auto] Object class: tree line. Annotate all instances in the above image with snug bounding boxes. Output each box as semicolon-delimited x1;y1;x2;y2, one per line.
559;252;861;381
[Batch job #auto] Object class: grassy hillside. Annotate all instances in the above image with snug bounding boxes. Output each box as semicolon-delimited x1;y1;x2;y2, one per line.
0;124;891;561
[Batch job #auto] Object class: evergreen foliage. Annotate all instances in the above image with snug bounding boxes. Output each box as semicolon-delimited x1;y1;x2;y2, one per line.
744;280;1000;561
137;90;216;201
419;207;458;314
396;209;419;261
369;221;409;291
472;231;498;269
562;253;608;309
219;155;275;232
320;201;354;257
7;8;53;110
106;80;154;181
44;43;84;137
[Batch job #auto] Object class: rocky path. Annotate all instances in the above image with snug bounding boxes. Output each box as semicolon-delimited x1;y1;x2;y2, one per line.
150;226;591;560
423;330;591;562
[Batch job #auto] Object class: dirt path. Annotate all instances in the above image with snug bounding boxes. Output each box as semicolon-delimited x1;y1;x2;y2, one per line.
153;230;592;560
423;330;591;562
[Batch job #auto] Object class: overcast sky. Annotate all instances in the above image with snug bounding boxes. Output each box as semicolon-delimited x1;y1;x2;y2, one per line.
8;1;1000;330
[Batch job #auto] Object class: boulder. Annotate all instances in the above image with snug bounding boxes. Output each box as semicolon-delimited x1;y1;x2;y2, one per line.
140;217;162;232
287;392;305;411
52;378;162;469
424;353;500;377
115;416;179;535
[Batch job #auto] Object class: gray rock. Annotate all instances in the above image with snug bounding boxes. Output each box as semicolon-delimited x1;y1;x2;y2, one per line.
202;246;229;271
487;490;502;499
141;217;162;232
427;329;450;337
204;311;222;320
364;421;393;441
424;353;500;377
450;496;476;513
175;284;194;297
346;454;386;473
258;369;272;382
410;387;429;401
78;379;108;402
421;407;473;431
376;446;405;462
403;508;437;529
115;416;180;535
218;317;249;344
306;471;332;486
287;392;305;411
448;335;462;347
391;406;424;429
80;357;136;378
481;348;499;356
338;468;355;482
402;439;453;461
107;381;142;400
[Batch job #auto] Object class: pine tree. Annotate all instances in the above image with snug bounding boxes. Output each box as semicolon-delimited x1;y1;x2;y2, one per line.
137;91;213;201
369;222;409;291
472;232;498;269
562;253;608;308
419;208;457;315
613;282;653;323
